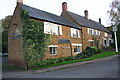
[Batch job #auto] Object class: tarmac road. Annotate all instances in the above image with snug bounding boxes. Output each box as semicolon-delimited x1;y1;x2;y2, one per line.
19;57;119;78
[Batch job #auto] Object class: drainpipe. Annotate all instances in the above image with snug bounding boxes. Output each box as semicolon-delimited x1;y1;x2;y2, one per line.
70;43;73;56
81;26;84;51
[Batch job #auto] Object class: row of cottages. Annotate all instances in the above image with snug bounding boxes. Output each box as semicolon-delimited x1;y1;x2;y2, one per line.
8;0;112;68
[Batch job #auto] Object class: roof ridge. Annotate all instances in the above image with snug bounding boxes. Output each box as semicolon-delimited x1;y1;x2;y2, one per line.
19;4;61;17
65;11;111;33
19;4;81;30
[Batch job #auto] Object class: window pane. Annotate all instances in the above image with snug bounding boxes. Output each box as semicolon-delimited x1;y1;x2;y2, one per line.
53;47;56;54
74;46;77;52
52;24;58;35
74;46;80;52
50;47;52;54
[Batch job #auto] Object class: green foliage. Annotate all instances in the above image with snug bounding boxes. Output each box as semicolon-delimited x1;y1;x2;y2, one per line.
2;15;12;32
91;47;98;53
33;51;117;70
20;9;51;69
1;15;12;53
2;31;8;53
86;46;96;55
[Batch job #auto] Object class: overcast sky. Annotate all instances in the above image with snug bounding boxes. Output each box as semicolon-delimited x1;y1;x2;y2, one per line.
0;0;113;26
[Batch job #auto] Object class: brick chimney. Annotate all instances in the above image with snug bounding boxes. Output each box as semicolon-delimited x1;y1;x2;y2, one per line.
84;10;88;19
17;0;23;4
62;2;67;12
99;18;101;24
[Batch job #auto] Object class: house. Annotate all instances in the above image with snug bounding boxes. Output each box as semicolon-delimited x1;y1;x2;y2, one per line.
8;0;112;68
8;0;82;68
61;2;113;49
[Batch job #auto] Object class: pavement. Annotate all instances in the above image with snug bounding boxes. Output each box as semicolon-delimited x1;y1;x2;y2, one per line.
2;54;119;78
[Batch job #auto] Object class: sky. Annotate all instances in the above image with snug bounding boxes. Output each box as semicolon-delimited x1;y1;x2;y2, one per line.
0;0;113;27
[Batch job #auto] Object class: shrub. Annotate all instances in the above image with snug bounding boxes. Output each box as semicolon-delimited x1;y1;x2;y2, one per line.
82;50;90;57
86;46;95;56
98;48;102;53
63;56;72;61
92;47;98;53
76;52;86;59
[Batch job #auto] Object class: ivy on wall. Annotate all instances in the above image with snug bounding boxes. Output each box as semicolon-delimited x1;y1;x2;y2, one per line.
20;9;51;69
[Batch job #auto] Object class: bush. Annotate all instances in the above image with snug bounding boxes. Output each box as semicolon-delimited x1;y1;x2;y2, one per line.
82;50;90;57
92;47;98;53
86;46;96;56
76;52;86;59
98;48;102;53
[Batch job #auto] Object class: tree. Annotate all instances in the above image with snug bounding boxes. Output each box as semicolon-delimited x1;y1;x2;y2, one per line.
108;0;120;49
1;15;12;53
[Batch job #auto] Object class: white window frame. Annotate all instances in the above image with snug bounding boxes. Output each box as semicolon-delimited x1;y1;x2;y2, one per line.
92;29;94;35
110;34;112;37
89;40;94;46
72;43;82;54
105;32;108;37
71;28;80;38
87;28;92;34
44;22;62;35
48;45;58;55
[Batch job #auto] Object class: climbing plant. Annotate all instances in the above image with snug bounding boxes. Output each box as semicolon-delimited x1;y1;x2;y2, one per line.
20;9;51;69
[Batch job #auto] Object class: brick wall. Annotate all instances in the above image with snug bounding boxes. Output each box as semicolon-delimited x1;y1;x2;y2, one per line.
8;5;27;68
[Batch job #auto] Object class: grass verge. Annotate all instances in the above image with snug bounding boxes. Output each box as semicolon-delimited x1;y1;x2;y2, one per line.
32;51;119;70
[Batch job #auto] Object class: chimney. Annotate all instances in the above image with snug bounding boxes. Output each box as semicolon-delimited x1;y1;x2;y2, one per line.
84;10;88;19
62;2;67;12
99;18;101;24
17;0;23;4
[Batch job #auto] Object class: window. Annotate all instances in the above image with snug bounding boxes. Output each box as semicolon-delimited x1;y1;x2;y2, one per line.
87;28;92;34
44;22;62;35
95;30;97;35
49;47;57;55
92;29;94;35
110;34;112;37
97;30;100;36
48;45;58;55
105;32;108;37
74;46;80;53
90;41;94;46
71;28;80;38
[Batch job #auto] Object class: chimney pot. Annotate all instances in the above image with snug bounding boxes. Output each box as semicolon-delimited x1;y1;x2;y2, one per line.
99;18;101;24
84;10;88;19
62;2;67;12
17;0;23;4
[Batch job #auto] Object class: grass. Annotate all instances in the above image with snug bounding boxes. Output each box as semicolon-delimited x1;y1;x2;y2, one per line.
32;51;119;70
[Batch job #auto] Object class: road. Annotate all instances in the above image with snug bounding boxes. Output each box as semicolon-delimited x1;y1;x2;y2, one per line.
18;57;119;78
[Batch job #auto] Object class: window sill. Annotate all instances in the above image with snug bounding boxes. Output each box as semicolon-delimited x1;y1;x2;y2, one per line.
74;52;80;54
50;54;57;56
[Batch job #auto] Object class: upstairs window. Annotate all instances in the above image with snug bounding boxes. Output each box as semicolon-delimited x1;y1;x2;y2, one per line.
44;22;62;35
110;34;112;37
87;28;92;34
71;28;80;38
105;32;108;37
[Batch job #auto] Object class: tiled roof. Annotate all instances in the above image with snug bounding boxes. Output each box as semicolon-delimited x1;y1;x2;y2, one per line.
19;4;81;30
62;11;111;33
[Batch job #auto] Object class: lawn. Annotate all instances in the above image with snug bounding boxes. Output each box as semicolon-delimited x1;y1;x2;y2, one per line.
32;51;119;70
